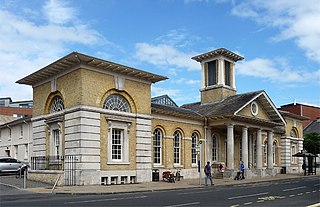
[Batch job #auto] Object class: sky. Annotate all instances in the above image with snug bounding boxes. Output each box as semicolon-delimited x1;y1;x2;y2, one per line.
0;0;319;107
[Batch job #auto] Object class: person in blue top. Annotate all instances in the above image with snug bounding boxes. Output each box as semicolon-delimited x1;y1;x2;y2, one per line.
204;161;214;186
240;161;245;179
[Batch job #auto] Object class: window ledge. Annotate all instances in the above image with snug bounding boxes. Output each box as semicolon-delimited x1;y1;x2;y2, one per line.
153;164;165;168
192;164;198;168
174;164;184;168
107;161;130;165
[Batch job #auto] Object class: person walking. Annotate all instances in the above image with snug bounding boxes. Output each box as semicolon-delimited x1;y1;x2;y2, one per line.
240;161;245;179
204;161;214;186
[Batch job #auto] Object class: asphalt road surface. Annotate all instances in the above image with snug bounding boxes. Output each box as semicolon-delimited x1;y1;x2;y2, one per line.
0;176;319;207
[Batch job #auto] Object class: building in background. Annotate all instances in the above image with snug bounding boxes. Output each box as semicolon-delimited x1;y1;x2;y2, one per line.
0;117;33;163
279;103;320;128
0;97;33;118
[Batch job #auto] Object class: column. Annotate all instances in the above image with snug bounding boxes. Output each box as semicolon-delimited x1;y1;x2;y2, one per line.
267;131;273;169
242;127;248;169
248;134;252;169
218;59;225;85
201;62;206;88
227;124;234;170
256;129;262;169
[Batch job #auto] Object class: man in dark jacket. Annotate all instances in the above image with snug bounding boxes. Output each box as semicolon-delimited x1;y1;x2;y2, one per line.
204;161;214;186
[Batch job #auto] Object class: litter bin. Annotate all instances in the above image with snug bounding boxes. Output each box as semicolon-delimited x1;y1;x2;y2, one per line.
280;167;286;174
152;169;159;181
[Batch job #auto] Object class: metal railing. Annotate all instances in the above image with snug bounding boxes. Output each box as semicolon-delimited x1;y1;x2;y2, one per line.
31;156;65;171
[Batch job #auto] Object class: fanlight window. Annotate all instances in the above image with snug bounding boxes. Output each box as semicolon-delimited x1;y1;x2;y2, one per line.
103;94;130;112
290;129;297;138
50;96;64;113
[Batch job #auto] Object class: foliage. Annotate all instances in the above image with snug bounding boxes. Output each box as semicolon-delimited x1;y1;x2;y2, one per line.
303;132;320;155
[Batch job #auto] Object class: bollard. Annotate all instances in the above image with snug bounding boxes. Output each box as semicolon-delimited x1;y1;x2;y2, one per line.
23;169;26;189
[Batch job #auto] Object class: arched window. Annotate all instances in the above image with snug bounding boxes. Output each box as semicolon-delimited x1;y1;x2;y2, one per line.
272;141;277;165
153;128;162;165
290;129;298;138
191;132;198;164
173;131;181;164
103;94;130;112
263;141;267;166
50;96;64;113
212;136;217;161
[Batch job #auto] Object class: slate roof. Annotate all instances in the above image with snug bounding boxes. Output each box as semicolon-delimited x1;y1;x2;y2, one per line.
151;103;203;120
151;90;285;126
304;119;320;134
181;90;264;118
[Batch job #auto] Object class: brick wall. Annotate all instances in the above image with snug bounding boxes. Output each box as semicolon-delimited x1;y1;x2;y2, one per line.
0;106;32;116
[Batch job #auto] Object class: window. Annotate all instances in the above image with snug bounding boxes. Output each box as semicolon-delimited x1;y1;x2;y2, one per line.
273;141;276;165
153;129;162;165
53;129;61;157
290;129;297;138
251;101;259;116
14;145;18;159
50;96;64;113
25;144;28;159
103;94;130;112
173;131;181;164
191;132;198;164
224;60;231;86
112;129;122;160
207;60;217;86
212;136;217;161
263;141;267;166
107;121;130;164
20;125;23;137
291;145;297;164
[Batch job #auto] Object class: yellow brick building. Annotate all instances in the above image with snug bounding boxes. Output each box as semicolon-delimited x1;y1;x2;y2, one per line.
17;48;306;185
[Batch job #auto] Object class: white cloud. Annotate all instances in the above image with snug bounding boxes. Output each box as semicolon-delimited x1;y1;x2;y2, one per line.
171;78;200;85
237;58;320;84
230;0;320;63
151;86;181;98
0;1;104;101
135;43;199;71
43;0;76;25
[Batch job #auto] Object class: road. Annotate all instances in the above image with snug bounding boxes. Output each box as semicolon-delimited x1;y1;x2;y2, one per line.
0;176;319;207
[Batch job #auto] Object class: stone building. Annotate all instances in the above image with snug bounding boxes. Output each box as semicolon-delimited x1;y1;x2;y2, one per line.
16;48;305;185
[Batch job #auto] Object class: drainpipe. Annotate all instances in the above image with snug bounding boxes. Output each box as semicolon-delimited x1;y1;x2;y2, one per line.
6;125;12;157
23;120;30;163
204;118;208;163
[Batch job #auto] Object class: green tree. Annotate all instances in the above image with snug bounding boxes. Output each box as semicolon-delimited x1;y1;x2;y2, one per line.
303;132;320;155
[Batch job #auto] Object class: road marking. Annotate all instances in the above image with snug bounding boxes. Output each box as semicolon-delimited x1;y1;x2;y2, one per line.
312;190;317;193
289;195;295;197
283;186;306;191
297;193;303;196
164;202;200;207
228;192;269;200
0;182;21;190
230;205;239;207
177;190;216;195
306;192;311;194
282;181;299;184
257;200;264;203
244;202;253;205
65;195;147;204
306;203;320;207
314;184;320;187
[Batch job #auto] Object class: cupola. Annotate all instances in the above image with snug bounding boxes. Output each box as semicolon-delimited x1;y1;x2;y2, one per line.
192;48;244;103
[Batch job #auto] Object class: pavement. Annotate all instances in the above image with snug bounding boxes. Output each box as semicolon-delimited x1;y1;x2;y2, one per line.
15;172;319;195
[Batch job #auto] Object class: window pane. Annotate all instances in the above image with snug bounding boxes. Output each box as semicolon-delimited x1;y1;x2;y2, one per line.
207;60;217;86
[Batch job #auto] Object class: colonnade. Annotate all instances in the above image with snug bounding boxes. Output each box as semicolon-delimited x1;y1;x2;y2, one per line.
225;124;274;171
